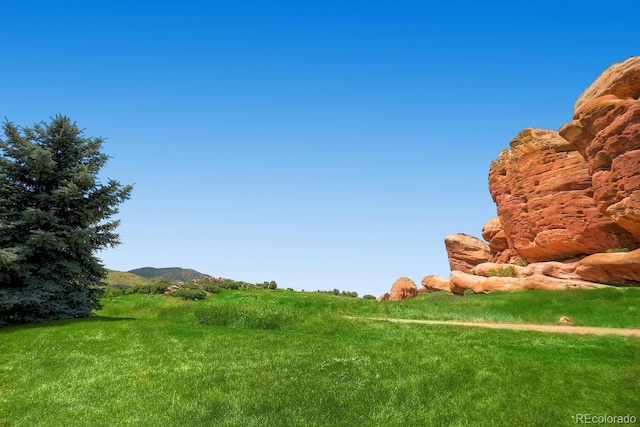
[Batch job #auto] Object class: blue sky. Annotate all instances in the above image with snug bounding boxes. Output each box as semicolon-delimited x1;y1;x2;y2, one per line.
2;1;638;296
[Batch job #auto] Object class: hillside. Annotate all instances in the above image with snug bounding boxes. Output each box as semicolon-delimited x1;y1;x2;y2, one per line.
105;270;154;287
127;267;211;283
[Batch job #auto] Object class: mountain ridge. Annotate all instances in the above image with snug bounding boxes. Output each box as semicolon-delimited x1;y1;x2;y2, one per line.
127;267;212;283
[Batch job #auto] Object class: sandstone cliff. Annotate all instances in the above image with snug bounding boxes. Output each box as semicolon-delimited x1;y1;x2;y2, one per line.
380;57;640;300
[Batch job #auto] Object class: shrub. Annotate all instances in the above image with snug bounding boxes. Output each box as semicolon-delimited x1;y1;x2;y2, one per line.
133;281;171;295
151;281;171;293
167;288;207;300
488;265;517;277
201;282;221;293
362;295;376;300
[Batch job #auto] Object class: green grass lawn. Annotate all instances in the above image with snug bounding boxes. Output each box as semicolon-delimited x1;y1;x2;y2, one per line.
1;289;638;426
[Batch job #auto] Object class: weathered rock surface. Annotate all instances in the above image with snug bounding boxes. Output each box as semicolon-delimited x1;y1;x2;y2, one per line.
575;249;640;285
377;293;390;302
488;128;635;262
420;275;451;292
482;216;510;256
444;234;490;273
559;57;640;243
388;277;418;301
472;261;581;280
573;56;640;113
449;271;608;295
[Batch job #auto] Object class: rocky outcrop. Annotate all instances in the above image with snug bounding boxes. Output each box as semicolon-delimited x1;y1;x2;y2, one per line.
574;249;640;285
573;56;640;113
444;234;490;273
450;270;610;295
420;275;451;292
388;277;418;301
381;58;640;301
377;293;390;302
559;56;640;242
488;128;636;262
482;216;510;259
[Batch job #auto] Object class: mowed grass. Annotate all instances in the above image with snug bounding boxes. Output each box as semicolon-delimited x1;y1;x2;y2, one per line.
1;289;639;426
362;287;640;328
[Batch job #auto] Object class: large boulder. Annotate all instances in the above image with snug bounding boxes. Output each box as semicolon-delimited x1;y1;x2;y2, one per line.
488;128;635;262
575;249;640;285
482;216;509;254
388;277;418;301
444;234;490;273
559;56;640;242
481;216;513;262
420;275;451;292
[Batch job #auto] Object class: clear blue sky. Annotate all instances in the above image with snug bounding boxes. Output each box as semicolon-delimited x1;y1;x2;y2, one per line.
2;1;638;296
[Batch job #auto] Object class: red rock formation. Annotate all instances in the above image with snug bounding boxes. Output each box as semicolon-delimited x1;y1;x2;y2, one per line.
449;271;608;295
388;277;418;301
559;57;640;242
472;261;581;280
573;56;640;113
488;128;635;262
377;293;390;302
420;275;451;292
575;249;640;285
391;58;640;300
444;234;490;273
482;216;509;254
482;216;515;263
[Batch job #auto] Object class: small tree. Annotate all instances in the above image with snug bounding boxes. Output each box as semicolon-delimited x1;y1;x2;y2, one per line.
0;116;132;325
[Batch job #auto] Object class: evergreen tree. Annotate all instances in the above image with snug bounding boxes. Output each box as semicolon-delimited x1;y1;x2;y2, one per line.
0;116;132;325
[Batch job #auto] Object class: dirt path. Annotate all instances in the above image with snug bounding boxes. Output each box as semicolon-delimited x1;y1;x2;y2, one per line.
349;317;640;338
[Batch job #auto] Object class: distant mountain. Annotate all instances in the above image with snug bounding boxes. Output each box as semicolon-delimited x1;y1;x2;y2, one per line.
127;267;212;283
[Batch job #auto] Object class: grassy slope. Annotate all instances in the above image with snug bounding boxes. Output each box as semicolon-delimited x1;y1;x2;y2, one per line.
1;290;638;426
104;270;154;287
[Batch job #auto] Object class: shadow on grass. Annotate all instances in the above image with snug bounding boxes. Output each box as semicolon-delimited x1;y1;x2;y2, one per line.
0;315;137;332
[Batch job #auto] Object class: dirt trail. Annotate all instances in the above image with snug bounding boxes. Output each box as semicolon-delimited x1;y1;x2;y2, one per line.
349;317;640;338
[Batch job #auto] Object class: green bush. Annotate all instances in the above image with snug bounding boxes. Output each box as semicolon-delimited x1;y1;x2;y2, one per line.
362;295;376;300
488;265;517;277
152;281;171;293
167;288;207;300
201;282;221;293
